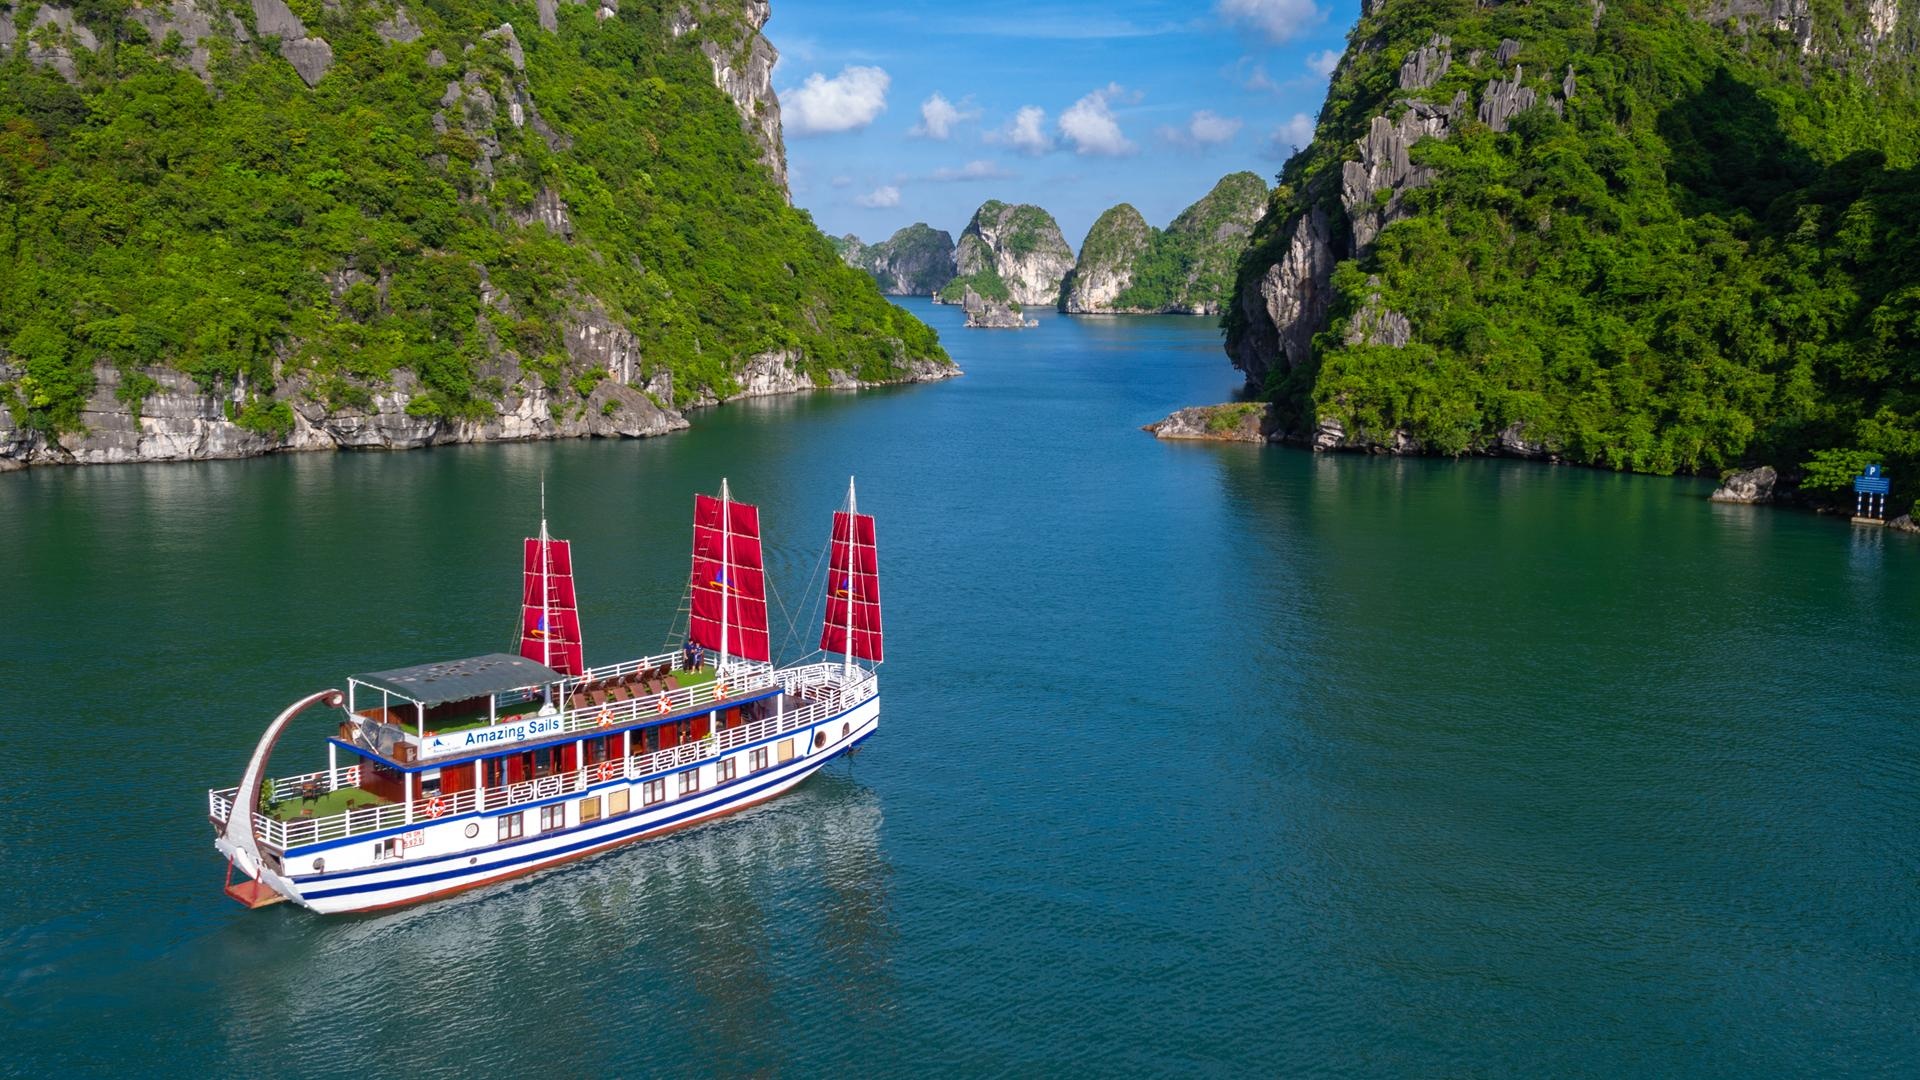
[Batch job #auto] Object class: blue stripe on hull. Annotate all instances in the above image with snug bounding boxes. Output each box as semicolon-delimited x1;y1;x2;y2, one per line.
296;720;876;904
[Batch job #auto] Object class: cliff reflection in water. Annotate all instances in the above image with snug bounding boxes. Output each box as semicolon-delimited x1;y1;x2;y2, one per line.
207;773;894;1074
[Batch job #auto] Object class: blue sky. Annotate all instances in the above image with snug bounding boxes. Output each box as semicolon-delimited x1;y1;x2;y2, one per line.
764;0;1364;249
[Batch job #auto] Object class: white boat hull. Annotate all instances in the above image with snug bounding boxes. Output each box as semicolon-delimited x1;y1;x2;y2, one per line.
241;698;877;915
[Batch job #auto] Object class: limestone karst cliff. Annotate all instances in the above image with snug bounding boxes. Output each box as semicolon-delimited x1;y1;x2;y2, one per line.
1062;172;1268;315
940;201;1075;308
0;0;952;470
839;224;957;296
1059;205;1153;315
1214;0;1920;512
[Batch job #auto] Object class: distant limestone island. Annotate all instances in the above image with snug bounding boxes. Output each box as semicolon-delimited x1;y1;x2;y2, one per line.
838;172;1269;329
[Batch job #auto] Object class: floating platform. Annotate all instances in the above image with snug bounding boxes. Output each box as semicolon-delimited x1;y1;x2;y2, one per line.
1852;516;1886;527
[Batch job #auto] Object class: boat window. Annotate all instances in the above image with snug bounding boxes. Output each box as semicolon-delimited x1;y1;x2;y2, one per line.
717;758;737;784
539;804;565;833
679;770;700;796
642;779;665;806
498;813;524;841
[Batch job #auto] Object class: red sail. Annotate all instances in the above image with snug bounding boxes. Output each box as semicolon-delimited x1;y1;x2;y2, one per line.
520;538;584;676
820;511;883;663
689;493;770;662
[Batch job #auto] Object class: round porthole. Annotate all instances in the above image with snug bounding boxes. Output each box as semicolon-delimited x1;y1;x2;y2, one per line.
815;731;826;749
842;722;850;738
312;858;325;872
465;823;480;839
469;857;478;865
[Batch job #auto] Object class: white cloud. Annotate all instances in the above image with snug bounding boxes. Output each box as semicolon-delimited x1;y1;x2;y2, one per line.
1307;49;1341;77
991;105;1057;155
1059;84;1137;157
854;185;902;208
911;92;981;140
1263;113;1317;159
830;174;854;188
929;159;1015;182
1160;109;1243;148
1238;61;1280;93
1216;0;1323;44
785;66;891;135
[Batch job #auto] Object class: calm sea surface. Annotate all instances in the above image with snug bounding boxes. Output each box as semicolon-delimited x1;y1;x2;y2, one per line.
3;298;1918;1077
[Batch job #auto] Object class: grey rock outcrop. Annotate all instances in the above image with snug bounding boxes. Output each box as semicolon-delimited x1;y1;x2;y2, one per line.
672;1;788;198
1343;94;1463;250
482;23;526;71
960;287;1034;329
376;8;422;43
1236;204;1337;378
129;0;245;81
951;202;1075;307
1478;67;1540;132
1144;403;1273;443
1710;466;1778;503
251;0;332;86
1495;423;1556;460
1343;286;1413;347
12;6;100;82
1399;33;1451;91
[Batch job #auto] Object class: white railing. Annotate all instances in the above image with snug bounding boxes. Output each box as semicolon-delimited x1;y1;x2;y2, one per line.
210;664;877;852
402;656;779;762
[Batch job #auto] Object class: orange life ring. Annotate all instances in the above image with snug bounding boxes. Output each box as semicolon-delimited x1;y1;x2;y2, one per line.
596;761;615;782
597;709;613;728
426;797;446;819
657;696;671;715
714;681;728;701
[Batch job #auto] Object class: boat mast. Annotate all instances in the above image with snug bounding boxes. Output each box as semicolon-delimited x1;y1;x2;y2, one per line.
718;477;731;677
843;476;856;678
540;479;553;705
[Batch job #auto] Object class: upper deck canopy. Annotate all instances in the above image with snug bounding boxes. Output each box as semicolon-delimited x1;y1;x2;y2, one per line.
351;653;565;707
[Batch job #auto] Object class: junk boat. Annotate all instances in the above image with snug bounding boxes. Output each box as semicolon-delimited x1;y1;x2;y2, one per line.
208;479;884;914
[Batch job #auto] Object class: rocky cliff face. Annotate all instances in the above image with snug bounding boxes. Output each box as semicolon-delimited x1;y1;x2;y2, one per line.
1064;172;1269;315
670;0;788;198
949;201;1075;307
1060;205;1153;313
840;224;957;295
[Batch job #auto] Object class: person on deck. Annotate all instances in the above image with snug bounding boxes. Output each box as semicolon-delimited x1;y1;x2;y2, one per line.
682;640;696;668
690;642;705;670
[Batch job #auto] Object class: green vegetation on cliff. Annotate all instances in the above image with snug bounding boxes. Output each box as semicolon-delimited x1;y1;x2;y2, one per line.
1115;171;1266;312
1235;0;1920;512
0;0;946;436
843;222;955;295
937;269;1014;307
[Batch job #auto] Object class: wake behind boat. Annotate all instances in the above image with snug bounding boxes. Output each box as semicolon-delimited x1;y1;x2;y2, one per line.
207;479;884;914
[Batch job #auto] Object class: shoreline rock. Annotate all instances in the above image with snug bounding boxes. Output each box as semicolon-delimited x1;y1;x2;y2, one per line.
1709;465;1777;503
1144;403;1273;443
960;287;1035;329
0;357;958;472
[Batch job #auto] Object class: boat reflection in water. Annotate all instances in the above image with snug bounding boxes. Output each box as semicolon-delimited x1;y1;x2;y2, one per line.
211;773;895;1072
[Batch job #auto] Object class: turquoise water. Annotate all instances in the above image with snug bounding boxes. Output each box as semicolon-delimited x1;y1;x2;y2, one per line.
3;299;1918;1076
